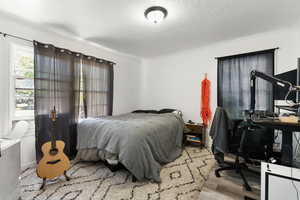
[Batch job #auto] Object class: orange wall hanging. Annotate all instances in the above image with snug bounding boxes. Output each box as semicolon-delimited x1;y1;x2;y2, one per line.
201;73;212;126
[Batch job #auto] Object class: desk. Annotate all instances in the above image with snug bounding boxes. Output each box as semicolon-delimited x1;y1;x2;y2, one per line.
252;119;300;166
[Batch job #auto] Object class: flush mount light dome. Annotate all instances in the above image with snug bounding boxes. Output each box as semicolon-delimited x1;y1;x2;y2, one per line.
144;6;168;24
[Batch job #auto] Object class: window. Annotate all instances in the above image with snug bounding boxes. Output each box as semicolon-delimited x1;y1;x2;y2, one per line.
217;50;274;119
79;61;85;119
81;59;114;118
10;43;34;120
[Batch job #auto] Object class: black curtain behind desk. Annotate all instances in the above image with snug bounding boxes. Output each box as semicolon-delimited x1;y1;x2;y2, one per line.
34;41;81;161
217;50;274;119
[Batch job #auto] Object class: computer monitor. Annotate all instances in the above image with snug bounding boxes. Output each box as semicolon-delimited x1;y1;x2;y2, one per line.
274;58;300;103
274;69;297;102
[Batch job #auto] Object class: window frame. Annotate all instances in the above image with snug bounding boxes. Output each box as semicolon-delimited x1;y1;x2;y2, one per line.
217;49;275;119
9;40;34;121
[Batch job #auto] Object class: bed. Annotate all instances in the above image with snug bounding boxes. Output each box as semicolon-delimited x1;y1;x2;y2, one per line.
76;112;184;182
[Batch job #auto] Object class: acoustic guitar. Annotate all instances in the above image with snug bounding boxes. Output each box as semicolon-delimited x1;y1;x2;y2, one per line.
36;107;70;189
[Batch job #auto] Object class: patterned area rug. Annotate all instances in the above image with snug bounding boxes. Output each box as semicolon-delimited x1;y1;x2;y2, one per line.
21;147;214;200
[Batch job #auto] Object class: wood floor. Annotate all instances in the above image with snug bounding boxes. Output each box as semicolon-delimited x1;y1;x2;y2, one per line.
199;164;261;200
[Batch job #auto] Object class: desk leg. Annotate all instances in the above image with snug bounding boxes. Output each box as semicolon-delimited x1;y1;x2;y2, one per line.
281;131;293;166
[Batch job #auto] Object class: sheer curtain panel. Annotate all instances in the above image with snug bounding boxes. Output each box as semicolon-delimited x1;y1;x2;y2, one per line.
217;50;274;119
34;42;80;161
82;57;114;118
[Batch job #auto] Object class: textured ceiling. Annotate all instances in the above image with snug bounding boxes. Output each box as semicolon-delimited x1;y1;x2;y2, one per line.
1;0;300;58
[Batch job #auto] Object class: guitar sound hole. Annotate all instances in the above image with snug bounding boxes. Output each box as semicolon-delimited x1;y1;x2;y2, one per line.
49;148;58;155
47;159;61;165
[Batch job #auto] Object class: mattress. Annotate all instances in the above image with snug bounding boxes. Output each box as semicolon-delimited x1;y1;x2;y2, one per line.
76;112;184;182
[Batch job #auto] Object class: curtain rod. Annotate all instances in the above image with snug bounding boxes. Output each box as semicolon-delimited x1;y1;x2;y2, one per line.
0;31;116;65
0;31;33;43
215;47;279;60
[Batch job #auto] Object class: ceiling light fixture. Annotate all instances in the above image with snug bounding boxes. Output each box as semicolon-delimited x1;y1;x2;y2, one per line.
144;6;168;24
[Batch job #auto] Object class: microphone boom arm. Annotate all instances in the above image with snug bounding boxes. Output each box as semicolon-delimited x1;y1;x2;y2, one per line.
250;70;296;114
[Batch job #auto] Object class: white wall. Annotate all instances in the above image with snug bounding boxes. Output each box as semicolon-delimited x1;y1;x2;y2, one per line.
140;27;300;123
0;12;142;169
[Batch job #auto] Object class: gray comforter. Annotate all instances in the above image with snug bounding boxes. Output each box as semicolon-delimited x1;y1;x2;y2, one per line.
77;113;184;182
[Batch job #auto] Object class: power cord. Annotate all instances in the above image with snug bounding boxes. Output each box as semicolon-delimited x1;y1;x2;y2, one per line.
294;134;300;160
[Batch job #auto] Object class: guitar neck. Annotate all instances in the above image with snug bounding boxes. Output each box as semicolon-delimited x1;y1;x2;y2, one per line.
50;120;57;149
50;107;57;149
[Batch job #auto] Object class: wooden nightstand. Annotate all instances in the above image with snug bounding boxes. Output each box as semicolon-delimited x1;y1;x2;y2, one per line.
184;123;206;148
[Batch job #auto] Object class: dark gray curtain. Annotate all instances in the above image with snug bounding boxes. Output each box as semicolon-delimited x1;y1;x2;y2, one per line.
34;41;80;161
82;57;114;118
74;55;82;120
217;50;274;119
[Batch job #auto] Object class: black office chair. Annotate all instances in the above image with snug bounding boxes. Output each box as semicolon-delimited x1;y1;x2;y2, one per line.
212;109;274;191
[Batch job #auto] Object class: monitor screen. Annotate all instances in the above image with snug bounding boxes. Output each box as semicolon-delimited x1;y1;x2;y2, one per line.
274;69;297;101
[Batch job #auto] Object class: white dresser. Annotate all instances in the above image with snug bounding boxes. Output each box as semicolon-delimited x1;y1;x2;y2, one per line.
0;139;21;200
